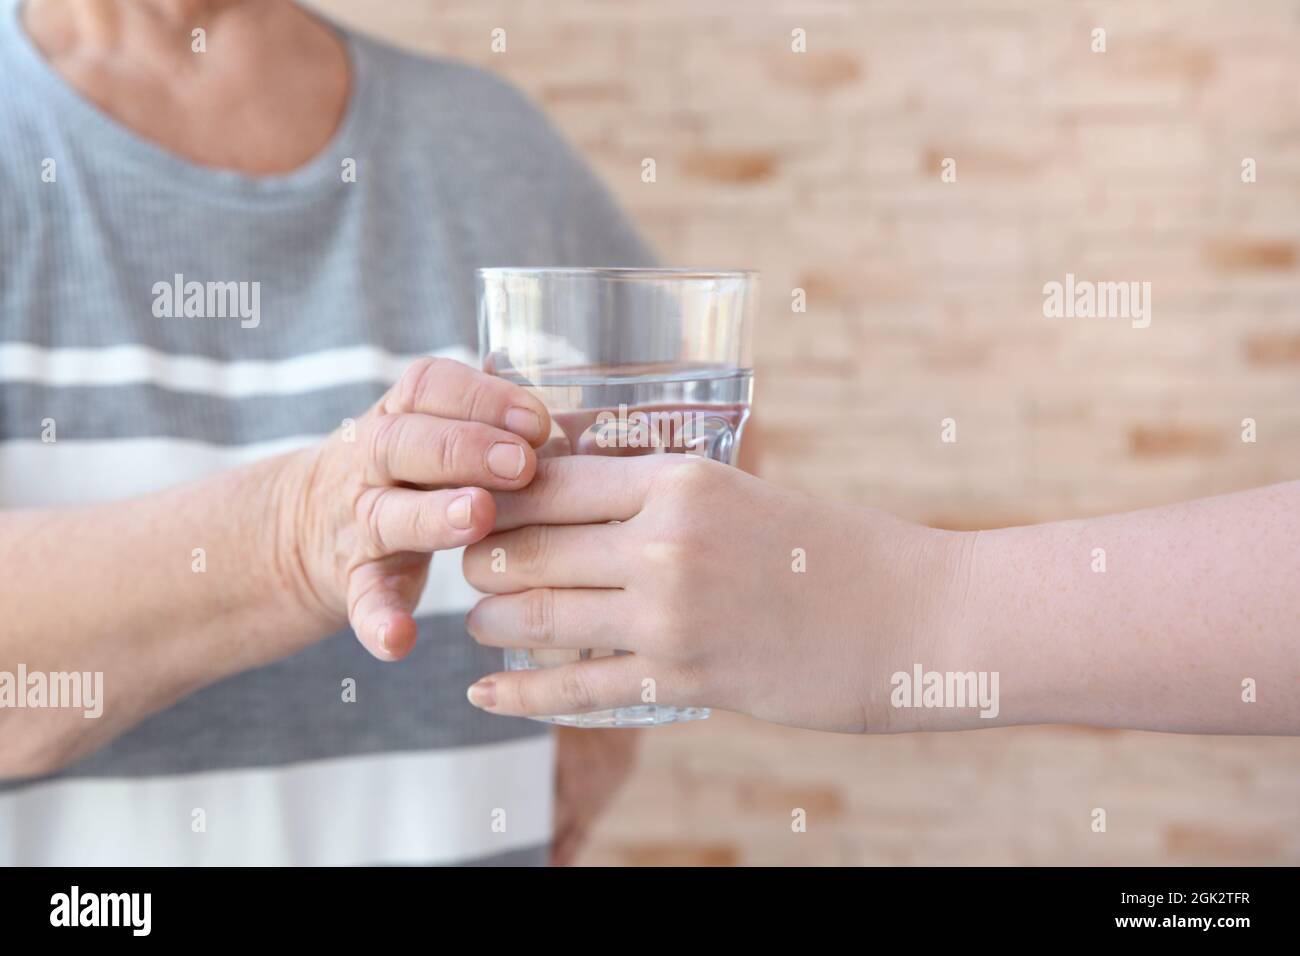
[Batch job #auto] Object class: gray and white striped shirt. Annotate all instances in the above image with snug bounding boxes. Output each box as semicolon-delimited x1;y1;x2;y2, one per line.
0;2;652;865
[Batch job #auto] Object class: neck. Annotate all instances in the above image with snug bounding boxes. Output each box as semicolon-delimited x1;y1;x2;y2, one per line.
24;0;259;54
19;0;352;177
138;1;247;21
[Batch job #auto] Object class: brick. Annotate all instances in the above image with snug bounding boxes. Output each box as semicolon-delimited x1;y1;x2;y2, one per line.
765;50;862;90
1164;825;1285;862
681;150;780;183
735;780;847;818
614;843;740;867
1128;425;1226;458
1244;333;1300;365
1203;239;1297;271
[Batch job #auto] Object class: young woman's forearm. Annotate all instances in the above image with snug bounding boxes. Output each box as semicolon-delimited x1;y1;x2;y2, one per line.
0;453;332;776
944;481;1300;734
455;457;1299;737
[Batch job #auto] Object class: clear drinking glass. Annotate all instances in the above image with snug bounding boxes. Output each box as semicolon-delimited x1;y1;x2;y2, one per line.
477;267;757;727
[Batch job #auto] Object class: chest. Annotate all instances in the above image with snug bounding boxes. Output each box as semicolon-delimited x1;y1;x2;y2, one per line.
0;177;479;360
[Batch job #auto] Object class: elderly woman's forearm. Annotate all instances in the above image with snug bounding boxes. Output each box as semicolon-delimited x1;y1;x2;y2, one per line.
0;453;328;777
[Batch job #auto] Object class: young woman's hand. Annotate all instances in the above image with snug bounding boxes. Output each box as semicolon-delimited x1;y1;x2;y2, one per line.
461;455;961;732
284;357;551;660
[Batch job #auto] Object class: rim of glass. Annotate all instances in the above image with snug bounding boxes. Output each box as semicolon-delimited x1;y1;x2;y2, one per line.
477;267;757;280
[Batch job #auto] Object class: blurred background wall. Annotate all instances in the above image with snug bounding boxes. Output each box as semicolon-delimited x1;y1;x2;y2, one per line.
308;0;1300;864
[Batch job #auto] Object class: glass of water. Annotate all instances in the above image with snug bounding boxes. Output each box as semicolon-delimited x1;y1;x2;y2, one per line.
476;267;757;727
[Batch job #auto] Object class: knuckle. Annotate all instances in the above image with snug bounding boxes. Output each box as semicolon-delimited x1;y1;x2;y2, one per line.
436;422;466;477
639;513;702;580
392;357;438;410
641;534;690;569
525;459;562;507
367;413;405;478
522;588;556;645
506;675;532;715
640;460;717;538
415;493;446;542
511;524;551;576
355;487;389;553
559;667;595;711
509;458;565;520
649;454;713;496
416;356;457;403
460;376;495;424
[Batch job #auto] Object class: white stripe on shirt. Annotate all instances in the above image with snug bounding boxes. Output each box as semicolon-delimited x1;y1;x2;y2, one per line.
0;435;321;505
0;343;475;396
0;736;554;865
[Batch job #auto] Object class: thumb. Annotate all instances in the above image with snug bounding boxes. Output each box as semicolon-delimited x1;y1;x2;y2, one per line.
348;554;430;660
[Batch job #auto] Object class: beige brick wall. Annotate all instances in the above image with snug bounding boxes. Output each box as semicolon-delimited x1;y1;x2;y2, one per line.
309;0;1300;865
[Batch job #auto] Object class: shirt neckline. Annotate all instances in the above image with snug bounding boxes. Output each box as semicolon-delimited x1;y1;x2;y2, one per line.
0;0;375;204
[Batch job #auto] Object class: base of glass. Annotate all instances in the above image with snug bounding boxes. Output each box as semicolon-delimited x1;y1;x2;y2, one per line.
529;705;711;728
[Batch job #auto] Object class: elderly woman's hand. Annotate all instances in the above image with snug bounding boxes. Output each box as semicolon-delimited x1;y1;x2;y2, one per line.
286;358;551;660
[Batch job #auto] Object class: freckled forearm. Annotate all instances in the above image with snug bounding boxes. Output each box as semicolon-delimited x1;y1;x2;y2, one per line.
943;482;1300;734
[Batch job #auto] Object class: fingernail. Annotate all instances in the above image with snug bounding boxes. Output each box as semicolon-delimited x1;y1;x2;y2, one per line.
467;680;497;709
446;494;473;530
486;442;526;479
504;406;542;442
377;624;391;653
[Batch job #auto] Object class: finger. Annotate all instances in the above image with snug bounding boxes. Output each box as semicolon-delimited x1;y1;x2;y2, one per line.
383;357;551;447
466;656;665;717
463;523;629;592
466;588;637;650
491;455;675;531
348;555;428;661
368;414;536;489
358;486;495;556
